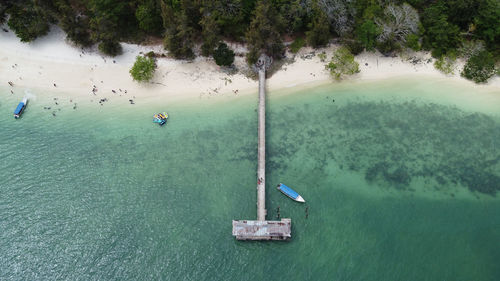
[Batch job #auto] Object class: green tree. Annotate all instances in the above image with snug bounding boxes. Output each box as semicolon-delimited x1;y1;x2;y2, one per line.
326;47;360;80
201;0;248;38
136;0;164;35
461;50;496;83
355;0;383;21
434;53;457;74
474;0;500;49
182;0;202;30
50;0;93;47
161;0;195;59
356;20;379;51
163;13;195;59
376;34;401;55
88;0;136;56
200;13;220;56
0;3;8;24
276;0;307;34
98;40;122;56
289;37;305;54
421;3;461;57
306;7;330;48
446;0;479;29
213;42;235;66
245;0;285;64
405;33;421;51
130;55;157;82
7;3;50;42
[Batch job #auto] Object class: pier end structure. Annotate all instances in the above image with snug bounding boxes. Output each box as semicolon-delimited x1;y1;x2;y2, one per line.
232;55;292;240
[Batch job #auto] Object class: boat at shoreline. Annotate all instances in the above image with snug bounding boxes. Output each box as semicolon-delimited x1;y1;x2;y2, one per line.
14;97;28;119
153;112;168;126
277;183;305;203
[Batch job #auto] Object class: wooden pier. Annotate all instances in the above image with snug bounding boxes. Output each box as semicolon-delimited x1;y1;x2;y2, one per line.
257;68;266;221
232;55;292;241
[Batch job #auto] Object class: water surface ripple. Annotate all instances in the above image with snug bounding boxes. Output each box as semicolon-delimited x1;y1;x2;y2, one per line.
0;79;499;280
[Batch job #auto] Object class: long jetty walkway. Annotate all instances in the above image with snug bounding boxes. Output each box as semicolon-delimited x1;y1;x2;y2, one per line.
256;68;266;221
232;55;292;241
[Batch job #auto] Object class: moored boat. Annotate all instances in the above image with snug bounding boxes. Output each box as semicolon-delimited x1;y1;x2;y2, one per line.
14;97;28;119
153;112;168;126
277;183;305;202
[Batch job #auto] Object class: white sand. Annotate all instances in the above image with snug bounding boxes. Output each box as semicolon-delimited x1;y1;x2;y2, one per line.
1;25;499;106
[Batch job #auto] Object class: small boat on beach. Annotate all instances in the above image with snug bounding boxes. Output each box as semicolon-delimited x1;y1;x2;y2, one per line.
153;112;168;126
14;97;28;119
277;183;305;202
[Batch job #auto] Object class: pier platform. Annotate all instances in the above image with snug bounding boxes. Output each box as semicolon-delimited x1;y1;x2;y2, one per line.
232;219;291;240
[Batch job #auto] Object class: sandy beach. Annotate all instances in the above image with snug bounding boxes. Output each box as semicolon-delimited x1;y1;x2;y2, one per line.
1;25;499;107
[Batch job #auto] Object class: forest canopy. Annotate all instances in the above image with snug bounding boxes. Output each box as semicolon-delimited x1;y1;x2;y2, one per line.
1;0;498;82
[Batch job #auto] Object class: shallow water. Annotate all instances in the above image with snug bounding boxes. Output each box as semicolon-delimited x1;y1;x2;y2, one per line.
1;77;499;280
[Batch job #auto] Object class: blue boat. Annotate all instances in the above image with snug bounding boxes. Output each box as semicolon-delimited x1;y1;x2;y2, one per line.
14;97;28;119
277;183;305;202
153;112;168;126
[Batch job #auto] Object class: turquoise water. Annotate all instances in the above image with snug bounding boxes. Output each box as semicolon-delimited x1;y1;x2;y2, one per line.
1;77;499;280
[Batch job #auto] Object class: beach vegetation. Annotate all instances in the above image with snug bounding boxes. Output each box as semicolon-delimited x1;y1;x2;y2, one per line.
0;0;498;71
290;37;305;54
277;0;307;34
343;39;364;55
356;20;380;51
405;33;421;51
461;50;496;83
376;35;401;55
318;52;327;62
473;0;500;49
421;3;461;58
306;7;330;48
200;13;220;57
98;40;122;57
245;0;285;64
58;15;93;47
312;0;356;37
6;3;50;42
458;40;486;60
161;2;195;59
163;16;195;59
88;0;135;56
213;42;235;67
0;3;7;24
130;55;157;82
375;3;420;50
434;53;457;75
136;0;164;35
326;47;360;80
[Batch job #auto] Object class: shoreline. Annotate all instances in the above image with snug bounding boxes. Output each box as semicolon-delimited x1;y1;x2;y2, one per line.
1;25;499;110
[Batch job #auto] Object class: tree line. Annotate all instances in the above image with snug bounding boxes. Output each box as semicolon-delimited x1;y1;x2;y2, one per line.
1;0;498;81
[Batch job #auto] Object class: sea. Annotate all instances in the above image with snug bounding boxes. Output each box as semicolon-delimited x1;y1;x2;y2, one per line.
1;76;499;280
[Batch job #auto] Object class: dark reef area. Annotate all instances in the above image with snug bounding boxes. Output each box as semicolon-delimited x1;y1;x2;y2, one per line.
265;99;500;196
